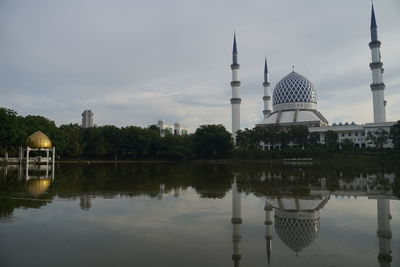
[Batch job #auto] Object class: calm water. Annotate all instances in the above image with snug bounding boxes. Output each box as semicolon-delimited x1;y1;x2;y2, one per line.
0;161;399;267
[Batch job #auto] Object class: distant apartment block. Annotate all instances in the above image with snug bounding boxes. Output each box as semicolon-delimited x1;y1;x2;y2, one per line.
82;110;94;128
157;120;188;137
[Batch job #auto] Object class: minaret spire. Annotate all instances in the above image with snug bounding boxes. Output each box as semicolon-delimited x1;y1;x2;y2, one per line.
264;57;268;82
262;57;272;118
230;33;241;143
233;33;238;61
368;3;386;123
370;3;378;41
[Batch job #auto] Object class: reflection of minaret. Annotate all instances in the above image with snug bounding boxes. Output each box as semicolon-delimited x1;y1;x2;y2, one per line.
377;198;392;267
158;184;165;200
231;178;242;267
173;188;180;198
80;195;92;211
264;201;273;266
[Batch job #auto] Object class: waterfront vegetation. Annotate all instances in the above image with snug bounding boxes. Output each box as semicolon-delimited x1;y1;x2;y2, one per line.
1;107;400;160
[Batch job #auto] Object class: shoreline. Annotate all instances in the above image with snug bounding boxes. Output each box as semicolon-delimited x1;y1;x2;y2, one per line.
2;157;396;165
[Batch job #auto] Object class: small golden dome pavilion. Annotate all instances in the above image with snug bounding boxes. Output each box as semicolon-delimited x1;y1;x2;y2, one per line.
26;131;52;149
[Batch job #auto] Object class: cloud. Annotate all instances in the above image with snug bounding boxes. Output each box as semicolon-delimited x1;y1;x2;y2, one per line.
0;0;399;132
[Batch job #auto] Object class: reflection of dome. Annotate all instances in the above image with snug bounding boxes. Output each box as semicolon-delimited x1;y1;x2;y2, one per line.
275;210;320;253
26;131;52;149
27;179;51;195
273;72;317;105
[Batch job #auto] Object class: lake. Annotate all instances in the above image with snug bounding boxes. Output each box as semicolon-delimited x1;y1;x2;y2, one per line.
0;160;399;267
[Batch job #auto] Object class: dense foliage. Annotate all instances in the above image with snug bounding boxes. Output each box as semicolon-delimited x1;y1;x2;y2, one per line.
1;107;399;160
390;120;400;149
0;107;232;160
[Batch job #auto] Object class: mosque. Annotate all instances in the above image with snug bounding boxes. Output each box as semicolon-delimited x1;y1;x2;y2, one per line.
229;4;395;148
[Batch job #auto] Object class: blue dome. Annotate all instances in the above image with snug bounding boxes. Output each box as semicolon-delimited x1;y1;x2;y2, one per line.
273;72;317;105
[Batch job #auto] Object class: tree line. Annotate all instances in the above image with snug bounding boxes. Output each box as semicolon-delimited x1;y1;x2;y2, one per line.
0;107;232;160
1;107;400;160
235;123;400;158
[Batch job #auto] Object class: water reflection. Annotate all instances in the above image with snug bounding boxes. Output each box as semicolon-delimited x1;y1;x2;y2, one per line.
79;195;92;211
231;168;396;267
0;162;399;266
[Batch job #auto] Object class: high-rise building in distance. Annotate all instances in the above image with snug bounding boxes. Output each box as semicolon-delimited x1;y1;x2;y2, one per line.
82;110;94;128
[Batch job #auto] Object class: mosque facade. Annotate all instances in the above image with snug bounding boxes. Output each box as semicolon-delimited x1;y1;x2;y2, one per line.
230;4;395;148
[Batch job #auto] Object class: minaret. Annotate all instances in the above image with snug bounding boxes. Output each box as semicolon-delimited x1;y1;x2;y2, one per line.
369;3;386;123
230;34;241;143
263;58;272;118
231;177;242;267
264;201;273;266
377;198;392;267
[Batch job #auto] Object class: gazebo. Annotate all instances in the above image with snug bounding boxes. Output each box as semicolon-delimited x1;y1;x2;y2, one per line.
25;131;55;178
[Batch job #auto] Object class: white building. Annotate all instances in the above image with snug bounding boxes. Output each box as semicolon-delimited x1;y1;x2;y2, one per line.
156;120;188;137
81;110;94;128
231;4;395;148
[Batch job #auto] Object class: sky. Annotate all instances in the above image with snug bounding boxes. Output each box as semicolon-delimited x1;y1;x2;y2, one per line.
0;0;399;132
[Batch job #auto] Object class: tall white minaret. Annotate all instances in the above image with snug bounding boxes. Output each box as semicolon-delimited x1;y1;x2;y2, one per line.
231;178;242;267
230;34;241;143
377;198;392;267
263;58;272;119
369;3;386;123
264;201;273;266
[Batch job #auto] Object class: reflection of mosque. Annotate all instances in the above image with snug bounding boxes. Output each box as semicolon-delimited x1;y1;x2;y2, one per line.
231;173;395;266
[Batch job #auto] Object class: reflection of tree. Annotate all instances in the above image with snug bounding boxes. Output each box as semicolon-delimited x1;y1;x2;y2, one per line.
0;198;51;220
1;160;399;219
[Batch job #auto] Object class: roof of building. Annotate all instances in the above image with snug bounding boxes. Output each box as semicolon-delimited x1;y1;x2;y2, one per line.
273;72;317;105
257;109;328;126
26;131;52;149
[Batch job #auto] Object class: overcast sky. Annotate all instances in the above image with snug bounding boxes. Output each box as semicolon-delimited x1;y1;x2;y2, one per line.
0;0;399;131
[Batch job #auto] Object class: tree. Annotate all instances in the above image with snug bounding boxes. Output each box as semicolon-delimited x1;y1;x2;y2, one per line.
325;130;338;151
390;120;400;149
308;132;320;146
341;138;354;152
366;128;389;155
159;134;193;160
263;125;284;147
288;125;309;147
82;127;110;158
0;108;24;154
193;124;232;159
59;124;83;158
236;128;261;151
